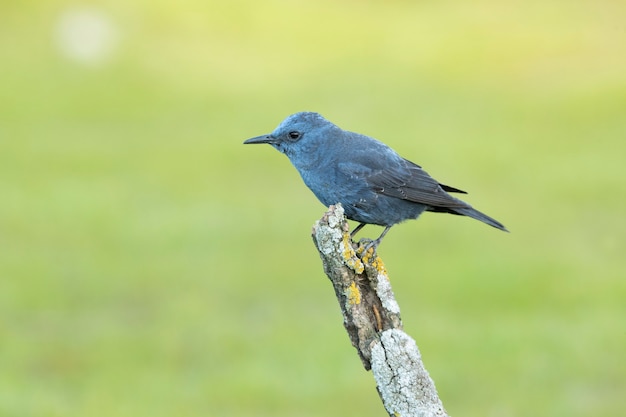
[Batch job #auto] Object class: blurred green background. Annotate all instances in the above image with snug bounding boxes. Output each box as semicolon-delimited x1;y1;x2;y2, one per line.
1;1;624;416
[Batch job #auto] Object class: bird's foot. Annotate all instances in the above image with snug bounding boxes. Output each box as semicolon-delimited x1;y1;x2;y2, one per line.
357;238;380;259
354;226;391;259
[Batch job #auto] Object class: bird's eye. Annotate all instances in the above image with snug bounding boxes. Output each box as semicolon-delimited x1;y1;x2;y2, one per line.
288;131;301;140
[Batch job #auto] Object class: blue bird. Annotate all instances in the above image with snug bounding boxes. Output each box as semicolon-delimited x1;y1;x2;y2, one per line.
244;112;507;250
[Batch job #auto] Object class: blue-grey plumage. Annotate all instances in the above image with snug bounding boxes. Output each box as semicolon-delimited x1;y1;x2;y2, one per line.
244;112;507;248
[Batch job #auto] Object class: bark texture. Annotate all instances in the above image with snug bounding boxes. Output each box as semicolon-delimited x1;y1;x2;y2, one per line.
312;204;449;417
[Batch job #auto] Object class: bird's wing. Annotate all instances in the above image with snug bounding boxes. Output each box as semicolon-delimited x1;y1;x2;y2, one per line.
366;159;469;208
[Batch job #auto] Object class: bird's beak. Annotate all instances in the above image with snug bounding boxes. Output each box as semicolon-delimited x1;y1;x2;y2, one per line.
243;134;275;144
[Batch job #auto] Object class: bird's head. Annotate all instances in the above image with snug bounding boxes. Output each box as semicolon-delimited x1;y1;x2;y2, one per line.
244;112;335;159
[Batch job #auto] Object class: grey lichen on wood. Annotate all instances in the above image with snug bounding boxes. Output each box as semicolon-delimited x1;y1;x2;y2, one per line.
312;204;449;417
372;330;447;417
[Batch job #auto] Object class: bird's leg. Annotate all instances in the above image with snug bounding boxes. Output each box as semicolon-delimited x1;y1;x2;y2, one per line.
362;226;392;254
350;223;367;237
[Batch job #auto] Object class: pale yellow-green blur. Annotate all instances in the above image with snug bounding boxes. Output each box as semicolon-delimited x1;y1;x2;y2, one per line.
1;1;624;416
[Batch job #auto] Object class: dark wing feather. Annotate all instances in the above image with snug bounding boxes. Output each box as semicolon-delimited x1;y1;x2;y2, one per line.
367;159;469;208
439;183;467;194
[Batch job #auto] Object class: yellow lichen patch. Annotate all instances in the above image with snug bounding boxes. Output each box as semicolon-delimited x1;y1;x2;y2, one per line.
342;232;364;273
371;255;388;277
346;281;361;305
341;232;353;260
361;246;375;264
359;247;389;279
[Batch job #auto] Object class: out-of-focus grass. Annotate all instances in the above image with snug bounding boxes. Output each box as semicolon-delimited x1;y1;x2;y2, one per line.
1;1;624;416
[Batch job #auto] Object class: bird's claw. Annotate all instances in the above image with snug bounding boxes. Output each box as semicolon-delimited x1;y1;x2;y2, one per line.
357;238;380;259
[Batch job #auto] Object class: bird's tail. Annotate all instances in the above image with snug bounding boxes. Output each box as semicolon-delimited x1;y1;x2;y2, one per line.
453;206;509;232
